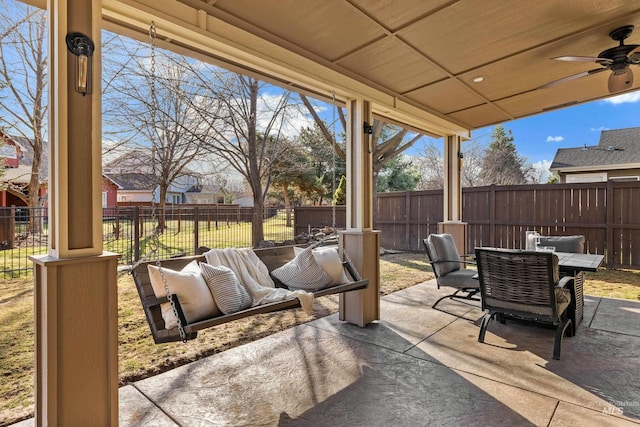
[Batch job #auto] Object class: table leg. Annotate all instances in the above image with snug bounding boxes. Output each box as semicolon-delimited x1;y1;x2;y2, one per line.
573;271;585;325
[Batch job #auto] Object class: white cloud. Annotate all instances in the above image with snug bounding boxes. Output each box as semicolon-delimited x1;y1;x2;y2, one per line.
256;93;316;138
546;136;564;142
590;126;609;132
603;91;640;105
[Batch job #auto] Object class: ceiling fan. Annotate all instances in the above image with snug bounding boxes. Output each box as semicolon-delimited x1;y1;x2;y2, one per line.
540;25;640;93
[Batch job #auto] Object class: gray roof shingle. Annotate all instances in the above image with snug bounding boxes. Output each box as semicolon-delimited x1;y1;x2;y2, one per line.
104;173;157;191
550;127;640;171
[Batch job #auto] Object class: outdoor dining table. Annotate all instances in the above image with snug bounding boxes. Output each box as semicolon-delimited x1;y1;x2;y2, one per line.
555;252;605;326
473;249;604;327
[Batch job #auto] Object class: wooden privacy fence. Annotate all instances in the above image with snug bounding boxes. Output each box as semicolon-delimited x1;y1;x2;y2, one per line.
294;181;640;269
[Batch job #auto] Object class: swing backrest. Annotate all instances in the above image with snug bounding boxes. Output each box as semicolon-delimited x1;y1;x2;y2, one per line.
132;245;368;344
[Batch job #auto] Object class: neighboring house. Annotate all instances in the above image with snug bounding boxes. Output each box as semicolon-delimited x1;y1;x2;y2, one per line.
1;132;48;207
104;173;157;204
102;175;118;208
104;149;226;205
233;195;254;207
550;127;640;183
103;149;154;174
185;184;229;204
1;130;23;168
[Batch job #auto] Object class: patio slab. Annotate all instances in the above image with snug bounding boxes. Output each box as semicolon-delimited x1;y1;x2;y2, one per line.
309;283;477;353
133;323;557;426
589;297;640;336
11;280;640;426
403;303;640;421
119;385;178;426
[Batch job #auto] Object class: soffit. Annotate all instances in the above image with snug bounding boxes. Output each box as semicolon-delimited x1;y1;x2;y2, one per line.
102;0;640;134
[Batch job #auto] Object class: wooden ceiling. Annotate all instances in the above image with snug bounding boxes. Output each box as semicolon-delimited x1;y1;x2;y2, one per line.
64;1;640;135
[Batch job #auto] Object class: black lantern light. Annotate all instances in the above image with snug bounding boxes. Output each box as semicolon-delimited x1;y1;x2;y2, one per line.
65;32;94;96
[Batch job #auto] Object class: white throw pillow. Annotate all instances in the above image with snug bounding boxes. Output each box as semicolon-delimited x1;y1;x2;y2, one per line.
200;262;253;314
148;260;220;330
294;246;348;285
272;246;332;291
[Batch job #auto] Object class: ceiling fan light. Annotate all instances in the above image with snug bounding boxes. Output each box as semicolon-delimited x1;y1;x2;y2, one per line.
608;68;633;92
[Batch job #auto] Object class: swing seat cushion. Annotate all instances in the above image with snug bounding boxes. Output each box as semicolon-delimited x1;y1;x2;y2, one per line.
294;246;349;285
271;246;332;291
200;262;253;314
148;260;221;329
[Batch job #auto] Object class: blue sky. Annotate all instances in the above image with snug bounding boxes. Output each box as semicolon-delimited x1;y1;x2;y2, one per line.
464;90;640;167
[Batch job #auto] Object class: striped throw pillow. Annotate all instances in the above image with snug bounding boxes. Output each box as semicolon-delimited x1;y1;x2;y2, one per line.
294;246;348;285
271;246;332;291
200;262;252;314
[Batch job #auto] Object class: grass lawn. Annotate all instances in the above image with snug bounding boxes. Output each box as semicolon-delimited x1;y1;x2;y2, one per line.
1;253;639;426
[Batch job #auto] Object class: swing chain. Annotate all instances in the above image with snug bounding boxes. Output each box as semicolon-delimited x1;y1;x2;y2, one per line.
148;21;187;343
331;92;337;238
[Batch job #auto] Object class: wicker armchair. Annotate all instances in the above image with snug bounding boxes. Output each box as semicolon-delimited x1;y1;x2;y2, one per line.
423;234;479;309
475;248;574;360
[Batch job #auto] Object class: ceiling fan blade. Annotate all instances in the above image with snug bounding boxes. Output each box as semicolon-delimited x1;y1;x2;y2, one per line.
608;68;633;93
553;55;613;64
538;67;607;89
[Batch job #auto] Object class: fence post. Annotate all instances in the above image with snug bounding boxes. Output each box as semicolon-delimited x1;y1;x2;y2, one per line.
177;207;181;233
606;179;614;268
489;185;496;247
134;206;140;263
193;206;199;254
0;206;16;249
114;205;120;240
404;191;411;249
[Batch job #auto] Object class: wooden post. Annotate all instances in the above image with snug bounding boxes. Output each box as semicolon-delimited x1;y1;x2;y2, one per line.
440;134;468;255
32;1;119;424
339;98;380;326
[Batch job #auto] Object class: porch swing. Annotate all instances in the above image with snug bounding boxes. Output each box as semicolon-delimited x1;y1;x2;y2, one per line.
131;22;368;344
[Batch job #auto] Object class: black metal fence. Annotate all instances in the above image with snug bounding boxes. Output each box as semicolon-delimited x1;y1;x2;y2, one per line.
1;205;292;277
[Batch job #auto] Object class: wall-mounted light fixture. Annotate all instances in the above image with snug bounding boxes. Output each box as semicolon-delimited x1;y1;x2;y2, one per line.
65;32;94;96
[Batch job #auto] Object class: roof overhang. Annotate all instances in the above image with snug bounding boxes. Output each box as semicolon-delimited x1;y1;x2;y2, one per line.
550;163;640;173
101;0;470;139
22;0;640;139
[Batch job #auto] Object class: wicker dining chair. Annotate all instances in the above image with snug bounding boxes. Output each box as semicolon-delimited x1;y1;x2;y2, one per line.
475;248;574;360
423;234;479;309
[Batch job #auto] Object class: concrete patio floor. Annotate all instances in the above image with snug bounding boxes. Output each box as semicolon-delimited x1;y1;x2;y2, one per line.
15;279;640;426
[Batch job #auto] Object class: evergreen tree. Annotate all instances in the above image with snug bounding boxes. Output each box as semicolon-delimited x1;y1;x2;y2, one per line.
479;125;527;185
333;175;346;205
377;155;420;192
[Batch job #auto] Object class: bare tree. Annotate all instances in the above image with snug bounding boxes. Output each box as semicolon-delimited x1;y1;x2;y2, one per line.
460;139;485;187
300;94;423;221
415;140;444;190
104;35;213;230
188;69;293;246
414;138;485;189
0;3;46;232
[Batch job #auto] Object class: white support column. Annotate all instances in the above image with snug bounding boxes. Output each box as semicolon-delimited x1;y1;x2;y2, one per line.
439;134;467;256
31;1;119;425
339;98;380;326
